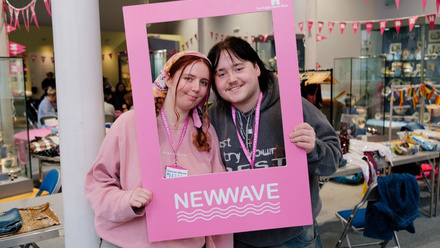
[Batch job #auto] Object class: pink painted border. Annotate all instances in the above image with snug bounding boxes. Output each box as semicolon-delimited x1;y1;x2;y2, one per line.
123;0;311;242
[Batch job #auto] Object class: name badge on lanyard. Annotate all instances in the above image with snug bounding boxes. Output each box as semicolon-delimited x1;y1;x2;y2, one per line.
165;165;189;178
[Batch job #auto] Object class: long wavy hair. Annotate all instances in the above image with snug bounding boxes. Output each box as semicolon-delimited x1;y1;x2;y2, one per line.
154;55;213;152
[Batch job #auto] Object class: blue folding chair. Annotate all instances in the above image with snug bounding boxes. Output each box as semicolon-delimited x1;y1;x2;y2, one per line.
36;168;62;196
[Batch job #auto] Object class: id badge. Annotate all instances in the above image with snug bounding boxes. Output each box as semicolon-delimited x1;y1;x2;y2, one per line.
165;165;188;179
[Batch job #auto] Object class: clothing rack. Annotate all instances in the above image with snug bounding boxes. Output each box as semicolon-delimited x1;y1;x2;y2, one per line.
299;68;334;125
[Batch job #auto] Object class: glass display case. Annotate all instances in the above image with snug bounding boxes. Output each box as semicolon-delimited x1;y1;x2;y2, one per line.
0;57;33;198
333;56;386;136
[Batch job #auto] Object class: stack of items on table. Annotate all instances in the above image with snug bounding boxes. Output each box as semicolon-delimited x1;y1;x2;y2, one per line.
390;129;440;156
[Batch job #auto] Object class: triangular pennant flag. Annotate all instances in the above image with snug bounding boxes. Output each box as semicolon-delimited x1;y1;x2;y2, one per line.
394;19;402;34
328;22;335;34
108;53;113;59
215;33;218;41
307;20;314;33
318;21;324;33
339;22;346;35
379;20;387;35
6;24;16;34
316;34;327;42
101;55;104;61
352;22;360;35
210;32;213;39
9;5;13;26
51;57;55;63
31;55;36;62
41;56;46;63
25;8;30;32
366;22;373;35
437;0;440;13
194;34;198;41
221;34;225;41
298;22;304;33
422;0;427;12
251;36;255;44
14;9;20;29
395;0;400;9
244;36;248;41
263;33;269;42
186;42;189;48
43;0;52;16
258;35;263;43
22;54;28;60
190;37;193;45
408;16;418;32
8;41;26;56
30;2;39;29
427;14;436;30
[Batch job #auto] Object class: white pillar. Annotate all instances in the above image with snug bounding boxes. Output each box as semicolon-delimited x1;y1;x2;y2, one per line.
305;0;317;70
51;0;104;247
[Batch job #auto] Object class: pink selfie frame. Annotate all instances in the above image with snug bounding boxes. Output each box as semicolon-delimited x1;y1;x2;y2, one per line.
123;0;311;242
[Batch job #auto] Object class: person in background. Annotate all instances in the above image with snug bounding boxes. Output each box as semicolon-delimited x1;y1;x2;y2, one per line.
103;77;113;92
114;82;128;110
37;86;57;128
104;88;123;112
85;51;232;248
122;91;133;112
40;72;56;101
207;36;342;248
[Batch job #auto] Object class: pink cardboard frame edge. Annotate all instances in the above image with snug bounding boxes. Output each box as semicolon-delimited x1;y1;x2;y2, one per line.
123;0;312;242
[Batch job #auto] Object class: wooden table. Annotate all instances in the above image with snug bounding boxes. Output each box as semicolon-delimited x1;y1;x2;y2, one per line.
0;193;63;247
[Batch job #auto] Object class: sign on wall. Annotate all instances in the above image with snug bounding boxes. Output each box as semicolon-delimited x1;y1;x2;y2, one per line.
123;0;310;242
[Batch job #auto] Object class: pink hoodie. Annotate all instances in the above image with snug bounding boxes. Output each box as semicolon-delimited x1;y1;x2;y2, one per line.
85;110;232;248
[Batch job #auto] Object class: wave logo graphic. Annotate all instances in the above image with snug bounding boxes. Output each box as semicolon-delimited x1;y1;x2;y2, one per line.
176;202;280;223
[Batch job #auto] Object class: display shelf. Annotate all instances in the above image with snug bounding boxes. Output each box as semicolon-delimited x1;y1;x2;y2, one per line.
0;57;32;183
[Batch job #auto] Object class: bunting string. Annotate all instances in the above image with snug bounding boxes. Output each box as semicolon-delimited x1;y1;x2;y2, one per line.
4;0;51;30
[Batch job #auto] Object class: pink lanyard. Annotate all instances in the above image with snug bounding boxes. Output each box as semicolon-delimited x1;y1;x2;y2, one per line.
160;108;190;165
231;92;263;169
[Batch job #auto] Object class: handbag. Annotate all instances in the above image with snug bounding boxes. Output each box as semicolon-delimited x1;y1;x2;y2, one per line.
0;208;22;236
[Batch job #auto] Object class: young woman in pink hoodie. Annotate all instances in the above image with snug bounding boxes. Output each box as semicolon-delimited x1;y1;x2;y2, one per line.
85;51;232;248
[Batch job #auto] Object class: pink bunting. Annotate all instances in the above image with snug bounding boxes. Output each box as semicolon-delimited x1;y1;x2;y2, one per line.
316;34;327;42
366;22;374;35
437;0;440;13
8;6;13;26
244;36;248;41
422;0;427;12
101;55;104;61
263;33;269;42
215;33;218;41
352;22;360;35
14;9;20;29
317;21;324;33
190;37;193;45
258;35;263;43
181;44;185;51
30;2;39;29
395;0;400;9
339;22;346;35
108;53;113;59
51;57;55;63
31;55;36;62
298;22;304;33
41;56;46;63
307;20;314;33
194;34;198;41
379;20;387;35
43;0;52;16
328;22;335;34
427;14;436;30
408;16;418;32
394;19;402;34
8;41;26;56
6;24;16;34
251;36;255;44
210;32;213;39
221;34;224;41
117;52;121;58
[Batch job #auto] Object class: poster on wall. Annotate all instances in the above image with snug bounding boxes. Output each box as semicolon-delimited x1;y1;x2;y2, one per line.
123;0;310;242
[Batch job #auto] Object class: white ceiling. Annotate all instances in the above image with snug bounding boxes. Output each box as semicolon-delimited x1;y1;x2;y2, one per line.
6;0;174;32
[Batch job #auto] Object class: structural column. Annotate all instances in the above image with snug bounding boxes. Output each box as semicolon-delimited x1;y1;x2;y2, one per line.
305;0;317;70
51;1;104;247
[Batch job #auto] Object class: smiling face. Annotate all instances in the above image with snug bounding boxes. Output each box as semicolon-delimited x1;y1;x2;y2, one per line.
213;51;261;112
165;60;210;116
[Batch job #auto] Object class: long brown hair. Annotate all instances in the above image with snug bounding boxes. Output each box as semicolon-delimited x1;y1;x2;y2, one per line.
154;55;213;152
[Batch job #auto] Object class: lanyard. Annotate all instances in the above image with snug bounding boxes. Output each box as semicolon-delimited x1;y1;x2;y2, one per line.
160;108;190;165
231;92;263;169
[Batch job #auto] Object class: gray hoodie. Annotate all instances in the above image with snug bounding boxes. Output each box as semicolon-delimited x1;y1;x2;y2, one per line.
209;77;342;247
